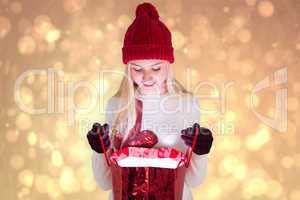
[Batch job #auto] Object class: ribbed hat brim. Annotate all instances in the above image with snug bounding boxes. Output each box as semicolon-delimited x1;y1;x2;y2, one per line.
122;44;174;64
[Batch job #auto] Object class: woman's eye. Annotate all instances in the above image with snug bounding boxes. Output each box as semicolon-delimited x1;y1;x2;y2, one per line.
133;67;142;72
152;67;161;71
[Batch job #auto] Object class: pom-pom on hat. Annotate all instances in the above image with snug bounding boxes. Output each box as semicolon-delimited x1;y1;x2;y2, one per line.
122;2;174;64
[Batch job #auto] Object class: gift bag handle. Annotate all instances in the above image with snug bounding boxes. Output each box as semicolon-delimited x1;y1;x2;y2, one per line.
97;126;111;167
184;125;200;168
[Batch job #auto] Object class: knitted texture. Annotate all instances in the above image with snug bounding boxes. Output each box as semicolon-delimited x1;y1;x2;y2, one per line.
122;2;174;64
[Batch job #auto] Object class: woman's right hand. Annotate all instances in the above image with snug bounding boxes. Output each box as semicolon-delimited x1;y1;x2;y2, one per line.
87;122;111;153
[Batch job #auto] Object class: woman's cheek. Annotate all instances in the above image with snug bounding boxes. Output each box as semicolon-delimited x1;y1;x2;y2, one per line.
131;71;143;85
155;72;168;85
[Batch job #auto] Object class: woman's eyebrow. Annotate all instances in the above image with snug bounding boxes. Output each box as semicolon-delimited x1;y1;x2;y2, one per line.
131;63;142;67
131;61;163;67
151;62;163;66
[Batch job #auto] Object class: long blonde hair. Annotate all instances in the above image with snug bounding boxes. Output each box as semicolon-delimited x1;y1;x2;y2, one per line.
110;61;192;144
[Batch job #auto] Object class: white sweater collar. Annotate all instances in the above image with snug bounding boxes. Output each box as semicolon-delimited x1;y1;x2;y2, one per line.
135;92;170;101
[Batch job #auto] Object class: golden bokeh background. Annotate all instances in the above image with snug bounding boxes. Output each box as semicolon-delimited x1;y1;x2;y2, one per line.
1;0;299;199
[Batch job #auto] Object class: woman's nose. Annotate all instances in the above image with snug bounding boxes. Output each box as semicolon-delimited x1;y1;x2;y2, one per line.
143;70;153;81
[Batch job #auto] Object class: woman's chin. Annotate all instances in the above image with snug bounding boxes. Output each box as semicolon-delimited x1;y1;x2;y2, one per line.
139;84;162;95
141;89;159;95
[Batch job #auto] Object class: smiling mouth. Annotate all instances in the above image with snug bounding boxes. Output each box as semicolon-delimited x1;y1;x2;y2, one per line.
143;83;155;87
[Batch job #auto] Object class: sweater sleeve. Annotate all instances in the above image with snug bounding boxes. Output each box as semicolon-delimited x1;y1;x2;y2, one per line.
91;151;112;191
91;97;118;191
184;96;209;188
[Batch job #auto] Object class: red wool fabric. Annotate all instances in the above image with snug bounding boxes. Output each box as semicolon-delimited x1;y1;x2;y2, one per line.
121;98;143;147
122;2;174;64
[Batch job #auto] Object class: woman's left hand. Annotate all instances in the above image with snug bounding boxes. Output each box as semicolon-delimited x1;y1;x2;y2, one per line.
180;123;213;155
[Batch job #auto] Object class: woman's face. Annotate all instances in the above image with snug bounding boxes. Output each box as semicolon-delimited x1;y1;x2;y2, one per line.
129;59;169;95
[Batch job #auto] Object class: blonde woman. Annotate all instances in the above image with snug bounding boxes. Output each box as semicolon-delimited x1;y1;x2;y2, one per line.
87;2;213;200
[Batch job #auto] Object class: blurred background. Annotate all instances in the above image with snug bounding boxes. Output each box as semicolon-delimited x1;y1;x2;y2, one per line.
0;0;299;199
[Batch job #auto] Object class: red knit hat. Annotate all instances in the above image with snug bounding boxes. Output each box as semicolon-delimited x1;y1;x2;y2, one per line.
122;2;174;64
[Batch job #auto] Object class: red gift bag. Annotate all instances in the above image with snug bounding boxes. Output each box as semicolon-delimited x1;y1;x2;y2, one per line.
97;126;200;200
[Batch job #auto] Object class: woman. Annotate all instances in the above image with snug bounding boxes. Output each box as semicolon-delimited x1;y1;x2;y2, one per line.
87;2;213;200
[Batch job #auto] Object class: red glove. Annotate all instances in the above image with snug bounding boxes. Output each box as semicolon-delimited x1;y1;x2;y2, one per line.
181;123;213;155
